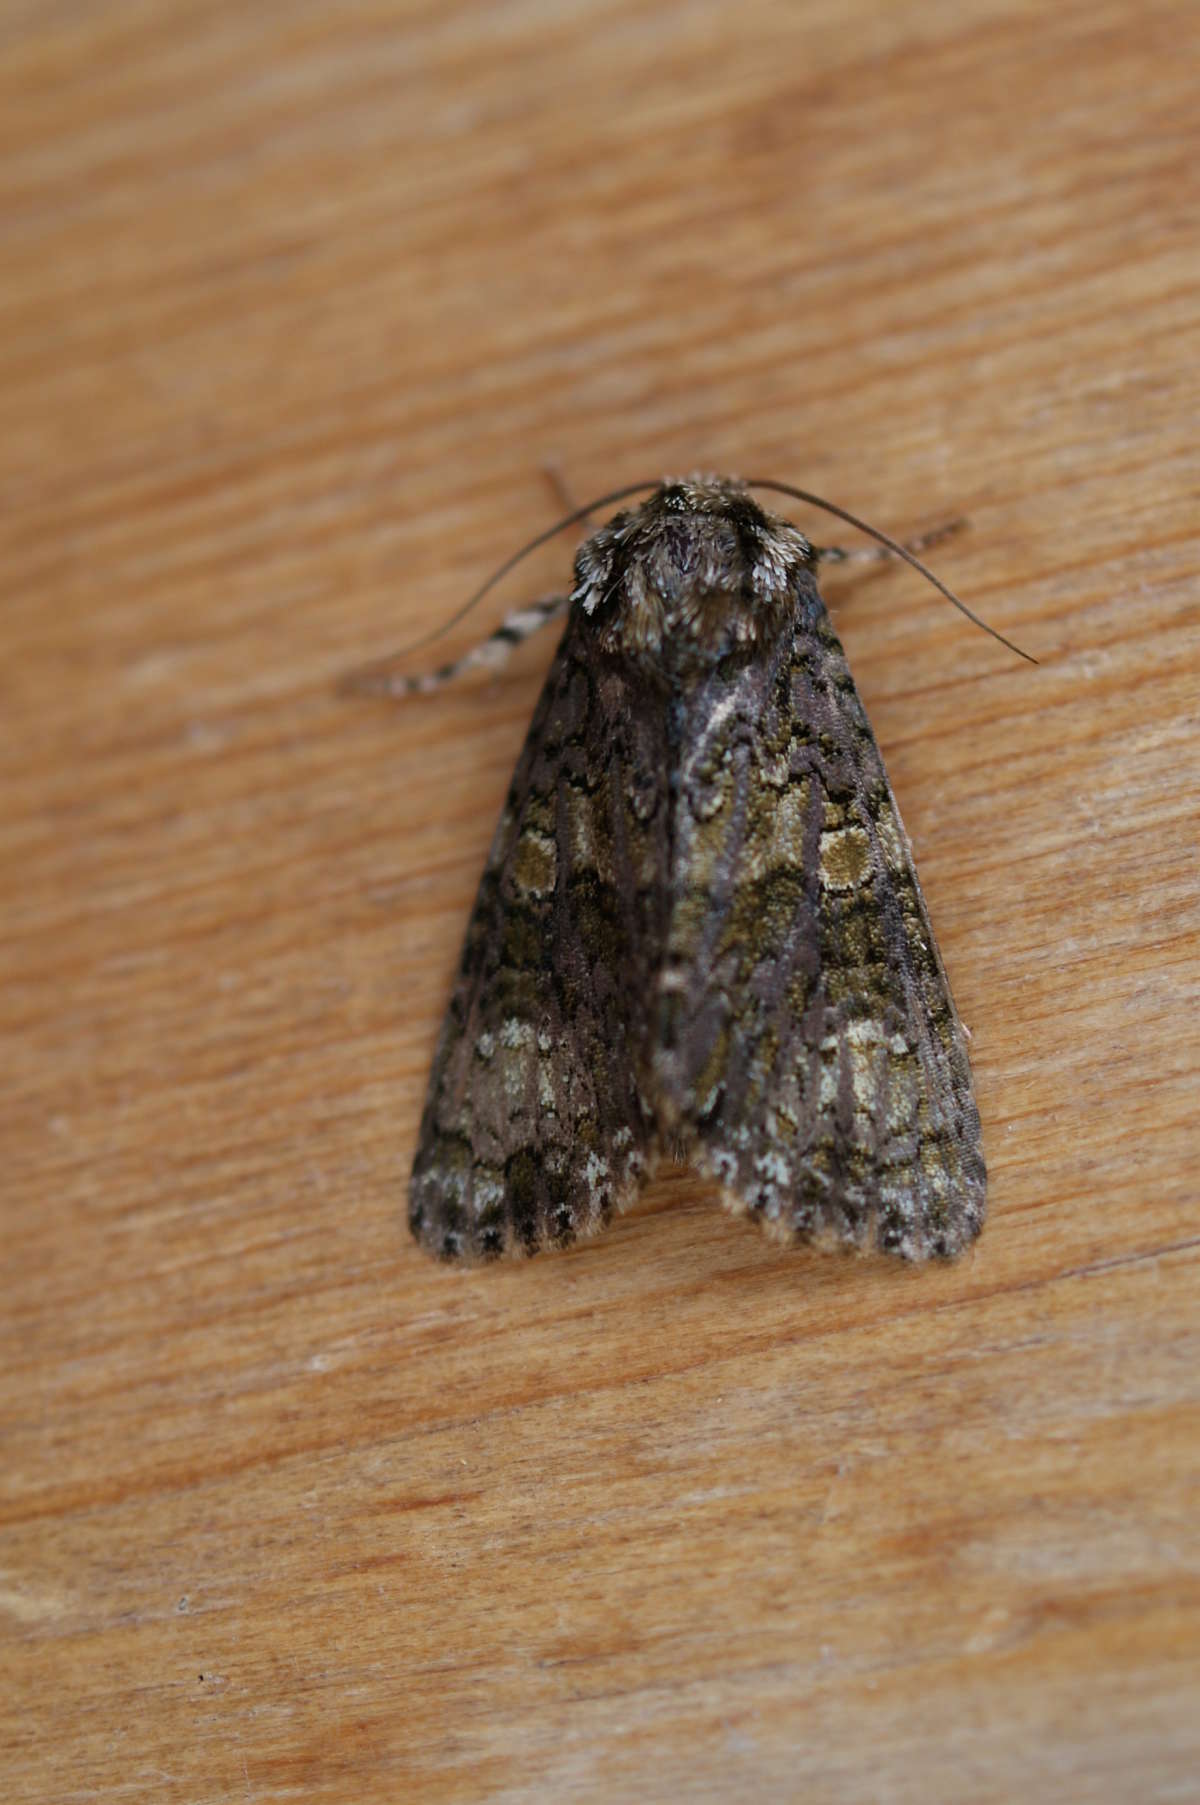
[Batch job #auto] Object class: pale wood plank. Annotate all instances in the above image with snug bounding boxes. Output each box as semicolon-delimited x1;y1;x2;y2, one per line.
2;2;1198;1799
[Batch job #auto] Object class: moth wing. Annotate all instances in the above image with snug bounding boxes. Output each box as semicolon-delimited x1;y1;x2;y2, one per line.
409;611;668;1261
666;586;985;1260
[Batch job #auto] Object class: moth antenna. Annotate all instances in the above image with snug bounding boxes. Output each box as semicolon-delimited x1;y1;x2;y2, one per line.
394;480;661;660
343;475;1034;699
745;478;1037;665
337;480;660;699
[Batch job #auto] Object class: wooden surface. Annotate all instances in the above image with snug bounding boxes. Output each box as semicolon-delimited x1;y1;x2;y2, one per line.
3;3;1198;1799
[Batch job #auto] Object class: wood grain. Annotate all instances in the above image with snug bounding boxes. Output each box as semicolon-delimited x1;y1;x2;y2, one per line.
2;2;1198;1799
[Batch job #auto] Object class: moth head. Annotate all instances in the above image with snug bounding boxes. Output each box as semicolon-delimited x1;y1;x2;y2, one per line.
570;477;813;662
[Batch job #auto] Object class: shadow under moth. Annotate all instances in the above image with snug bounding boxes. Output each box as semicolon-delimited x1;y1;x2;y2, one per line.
351;476;1029;1265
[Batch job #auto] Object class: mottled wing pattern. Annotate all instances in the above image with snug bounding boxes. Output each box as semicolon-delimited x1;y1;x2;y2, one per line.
409;611;668;1260
658;571;985;1259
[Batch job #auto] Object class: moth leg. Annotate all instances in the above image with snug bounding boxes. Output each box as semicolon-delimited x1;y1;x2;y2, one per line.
811;518;967;567
540;459;597;524
340;594;567;699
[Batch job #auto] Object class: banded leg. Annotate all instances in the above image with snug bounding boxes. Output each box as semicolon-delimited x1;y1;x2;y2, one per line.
811;518;966;568
340;593;568;699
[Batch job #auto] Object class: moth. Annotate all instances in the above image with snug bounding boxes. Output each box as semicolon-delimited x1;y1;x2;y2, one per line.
353;477;1024;1264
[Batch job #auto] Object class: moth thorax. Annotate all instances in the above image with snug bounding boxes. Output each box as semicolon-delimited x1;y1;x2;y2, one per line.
572;500;810;663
